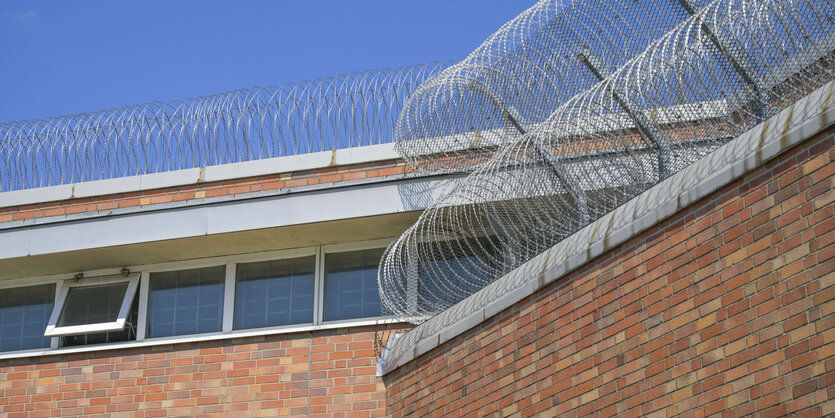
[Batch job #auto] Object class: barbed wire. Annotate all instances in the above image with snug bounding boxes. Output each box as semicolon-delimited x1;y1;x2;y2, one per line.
380;0;835;324
0;61;452;191
393;0;693;174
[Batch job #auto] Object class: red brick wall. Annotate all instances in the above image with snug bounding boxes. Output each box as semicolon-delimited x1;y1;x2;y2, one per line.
384;126;834;416
0;159;412;223
0;324;406;417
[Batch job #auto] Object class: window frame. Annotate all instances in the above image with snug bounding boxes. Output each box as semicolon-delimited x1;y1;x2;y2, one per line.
0;282;56;352
0;238;399;358
44;272;140;338
145;265;227;339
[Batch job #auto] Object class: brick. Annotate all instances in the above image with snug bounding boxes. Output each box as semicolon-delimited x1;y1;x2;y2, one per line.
0;324;404;417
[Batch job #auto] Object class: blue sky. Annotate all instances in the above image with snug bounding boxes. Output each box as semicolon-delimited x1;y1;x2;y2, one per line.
0;1;529;123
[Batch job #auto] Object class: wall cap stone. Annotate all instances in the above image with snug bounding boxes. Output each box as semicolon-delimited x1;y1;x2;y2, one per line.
0;142;399;209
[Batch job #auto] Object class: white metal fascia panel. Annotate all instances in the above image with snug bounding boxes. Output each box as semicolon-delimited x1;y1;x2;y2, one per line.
0;176;453;259
204;176;453;235
205;184;394;235
0;229;31;259
204;179;434;235
23;206;210;257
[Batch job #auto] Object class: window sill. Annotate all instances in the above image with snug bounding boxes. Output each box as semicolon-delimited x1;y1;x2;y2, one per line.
0;316;406;361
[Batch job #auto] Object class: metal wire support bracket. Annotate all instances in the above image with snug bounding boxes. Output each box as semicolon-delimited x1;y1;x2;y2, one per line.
676;0;766;121
578;49;672;179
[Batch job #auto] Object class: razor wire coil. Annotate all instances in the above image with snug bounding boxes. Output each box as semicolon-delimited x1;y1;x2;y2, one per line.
0;61;452;192
380;0;835;324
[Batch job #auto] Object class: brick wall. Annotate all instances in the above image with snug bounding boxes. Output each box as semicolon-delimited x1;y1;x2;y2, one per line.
384;126;834;416
0;324;406;417
0;159;412;223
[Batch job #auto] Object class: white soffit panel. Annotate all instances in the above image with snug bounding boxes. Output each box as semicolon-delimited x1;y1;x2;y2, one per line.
0;176;455;260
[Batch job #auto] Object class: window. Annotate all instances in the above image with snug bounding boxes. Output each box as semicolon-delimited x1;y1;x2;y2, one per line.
0;240;396;356
61;292;139;347
0;284;54;352
235;256;315;330
44;273;140;339
148;266;224;338
323;247;385;321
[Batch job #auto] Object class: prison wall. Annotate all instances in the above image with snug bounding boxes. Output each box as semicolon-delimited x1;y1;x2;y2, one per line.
383;125;835;416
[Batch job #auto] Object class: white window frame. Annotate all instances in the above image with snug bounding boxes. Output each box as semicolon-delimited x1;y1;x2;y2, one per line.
0;281;60;351
0;238;405;359
143;264;227;339
44;272;140;338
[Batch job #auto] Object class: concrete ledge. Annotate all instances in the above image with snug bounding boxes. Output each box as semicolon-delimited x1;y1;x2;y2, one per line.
0;174;458;260
0;142;400;208
378;80;835;375
0;317;407;361
0;169;458;232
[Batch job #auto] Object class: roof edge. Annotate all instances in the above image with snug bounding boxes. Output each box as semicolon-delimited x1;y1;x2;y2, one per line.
0;142;398;209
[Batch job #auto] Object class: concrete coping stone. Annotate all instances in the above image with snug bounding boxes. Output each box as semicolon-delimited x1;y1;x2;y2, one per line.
0;142;399;209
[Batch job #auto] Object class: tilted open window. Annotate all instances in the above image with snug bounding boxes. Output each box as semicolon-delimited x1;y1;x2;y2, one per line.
44;272;140;338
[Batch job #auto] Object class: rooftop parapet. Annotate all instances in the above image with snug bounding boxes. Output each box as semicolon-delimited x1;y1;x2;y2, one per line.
0;61;451;192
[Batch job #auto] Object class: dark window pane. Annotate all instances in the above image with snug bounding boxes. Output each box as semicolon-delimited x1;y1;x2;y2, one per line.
0;284;54;352
148;266;224;338
58;283;129;327
235;256;315;329
324;248;384;321
62;292;139;347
